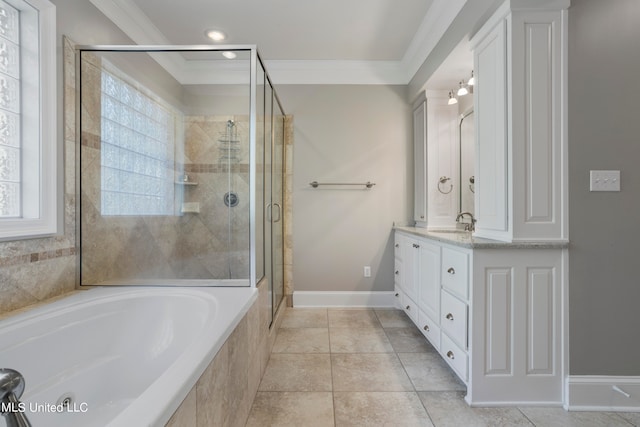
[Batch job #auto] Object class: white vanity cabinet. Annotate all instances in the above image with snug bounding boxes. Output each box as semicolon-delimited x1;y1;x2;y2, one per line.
439;246;471;382
395;232;437;325
395;231;469;368
471;0;568;242
394;228;567;406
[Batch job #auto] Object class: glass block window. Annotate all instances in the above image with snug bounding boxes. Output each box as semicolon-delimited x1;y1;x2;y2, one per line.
0;0;21;218
0;0;56;241
100;68;176;216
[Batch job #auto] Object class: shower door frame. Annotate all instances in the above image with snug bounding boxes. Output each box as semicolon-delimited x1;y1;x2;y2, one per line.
256;55;286;324
74;44;275;289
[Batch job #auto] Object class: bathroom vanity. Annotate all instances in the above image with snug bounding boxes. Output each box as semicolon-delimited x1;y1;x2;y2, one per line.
404;0;570;406
393;227;567;405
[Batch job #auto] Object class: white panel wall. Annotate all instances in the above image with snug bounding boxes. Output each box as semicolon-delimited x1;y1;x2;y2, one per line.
470;249;565;405
511;11;567;241
484;268;512;375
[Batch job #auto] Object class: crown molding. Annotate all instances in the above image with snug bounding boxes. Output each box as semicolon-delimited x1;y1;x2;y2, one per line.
401;0;467;79
264;60;407;85
90;0;465;85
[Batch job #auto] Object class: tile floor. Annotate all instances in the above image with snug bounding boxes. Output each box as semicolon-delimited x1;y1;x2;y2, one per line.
245;308;640;427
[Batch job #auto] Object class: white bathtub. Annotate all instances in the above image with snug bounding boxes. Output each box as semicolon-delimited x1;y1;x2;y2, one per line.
0;286;257;427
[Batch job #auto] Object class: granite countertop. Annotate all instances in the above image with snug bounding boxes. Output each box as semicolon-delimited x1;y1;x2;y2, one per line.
394;226;569;249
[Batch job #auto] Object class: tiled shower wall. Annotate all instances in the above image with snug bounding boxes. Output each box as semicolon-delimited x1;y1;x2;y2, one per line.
283;116;294;305
80;53;253;284
0;38;78;315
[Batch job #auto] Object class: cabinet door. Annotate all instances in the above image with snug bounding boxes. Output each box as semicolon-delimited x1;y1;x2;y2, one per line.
474;18;508;239
418;240;440;323
413;99;427;224
402;237;420;303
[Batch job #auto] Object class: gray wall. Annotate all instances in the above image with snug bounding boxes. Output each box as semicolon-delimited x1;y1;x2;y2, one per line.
276;85;412;293
568;0;640;375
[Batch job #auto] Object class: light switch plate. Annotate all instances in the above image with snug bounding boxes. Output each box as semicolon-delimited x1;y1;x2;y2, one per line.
590;170;620;192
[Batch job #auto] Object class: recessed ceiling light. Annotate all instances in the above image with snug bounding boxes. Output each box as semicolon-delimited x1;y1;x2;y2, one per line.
222;51;237;59
205;30;226;42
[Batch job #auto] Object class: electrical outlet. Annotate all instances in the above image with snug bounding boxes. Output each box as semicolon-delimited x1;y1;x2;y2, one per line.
363;266;371;278
590;170;620;192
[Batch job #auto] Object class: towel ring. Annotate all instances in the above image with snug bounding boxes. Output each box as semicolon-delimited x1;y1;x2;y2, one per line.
437;176;453;194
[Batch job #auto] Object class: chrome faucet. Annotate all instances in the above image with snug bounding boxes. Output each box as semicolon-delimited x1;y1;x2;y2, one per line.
455;212;476;232
0;369;32;427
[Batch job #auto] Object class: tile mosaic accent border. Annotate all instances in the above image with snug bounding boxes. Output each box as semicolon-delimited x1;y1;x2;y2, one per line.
81;131;100;149
183;163;250;174
0;247;76;268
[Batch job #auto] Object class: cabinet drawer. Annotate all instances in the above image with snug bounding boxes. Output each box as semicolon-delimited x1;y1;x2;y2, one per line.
418;309;440;351
394;259;402;288
442;247;469;299
440;290;468;350
393;286;402;310
440;332;468;382
402;294;419;324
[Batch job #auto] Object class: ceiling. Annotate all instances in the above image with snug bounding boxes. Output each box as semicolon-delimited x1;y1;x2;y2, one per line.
90;0;474;85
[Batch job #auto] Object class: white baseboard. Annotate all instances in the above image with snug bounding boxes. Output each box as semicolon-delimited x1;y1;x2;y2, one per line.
565;376;640;411
292;291;396;308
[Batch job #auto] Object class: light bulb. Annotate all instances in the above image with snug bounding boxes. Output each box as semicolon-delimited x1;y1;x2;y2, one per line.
457;81;468;96
448;91;458;105
468;70;475;86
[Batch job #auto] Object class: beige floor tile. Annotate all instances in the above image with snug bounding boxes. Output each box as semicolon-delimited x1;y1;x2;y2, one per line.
281;308;328;328
332;353;414;392
398;352;466;391
519;406;635;427
374;308;415;328
248;309;639;427
329;327;394;353
272;328;330;353
246;392;334;427
328;309;382;328
419;391;533;427
618;412;640;425
385;327;435;353
259;353;332;392
334;391;433;427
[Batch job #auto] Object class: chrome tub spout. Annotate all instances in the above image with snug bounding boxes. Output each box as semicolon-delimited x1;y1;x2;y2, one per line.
0;369;32;427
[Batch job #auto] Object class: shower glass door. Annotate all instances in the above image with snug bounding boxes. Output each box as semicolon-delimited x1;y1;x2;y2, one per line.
271;100;285;316
259;59;284;325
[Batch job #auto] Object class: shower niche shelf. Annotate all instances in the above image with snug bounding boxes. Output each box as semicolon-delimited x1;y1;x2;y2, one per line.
180;202;200;214
175;174;198;186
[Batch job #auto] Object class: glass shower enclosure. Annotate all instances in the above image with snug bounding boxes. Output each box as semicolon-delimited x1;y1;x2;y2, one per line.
76;45;285;319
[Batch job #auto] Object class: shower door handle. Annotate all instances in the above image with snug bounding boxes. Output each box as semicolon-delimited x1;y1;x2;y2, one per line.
266;203;271;221
273;203;282;223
